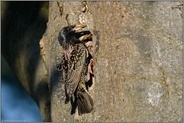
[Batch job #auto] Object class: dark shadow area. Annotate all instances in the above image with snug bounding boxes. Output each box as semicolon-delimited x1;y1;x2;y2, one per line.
2;2;46;62
1;1;51;121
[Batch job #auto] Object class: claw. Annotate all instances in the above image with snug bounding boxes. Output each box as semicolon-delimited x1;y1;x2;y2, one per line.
88;59;93;74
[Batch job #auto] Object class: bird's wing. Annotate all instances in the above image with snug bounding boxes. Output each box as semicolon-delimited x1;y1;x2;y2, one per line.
65;44;88;102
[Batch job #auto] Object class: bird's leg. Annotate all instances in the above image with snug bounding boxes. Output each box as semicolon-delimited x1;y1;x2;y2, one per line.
88;59;93;74
85;59;93;82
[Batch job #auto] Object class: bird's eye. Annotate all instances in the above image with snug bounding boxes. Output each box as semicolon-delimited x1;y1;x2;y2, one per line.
70;27;74;31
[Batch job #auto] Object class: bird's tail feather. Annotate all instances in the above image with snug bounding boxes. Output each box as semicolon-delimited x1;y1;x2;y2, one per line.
76;89;93;115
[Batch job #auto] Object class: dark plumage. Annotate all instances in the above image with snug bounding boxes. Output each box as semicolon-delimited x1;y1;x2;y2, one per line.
57;24;93;115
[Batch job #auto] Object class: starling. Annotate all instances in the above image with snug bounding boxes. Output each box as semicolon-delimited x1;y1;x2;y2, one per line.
58;24;93;115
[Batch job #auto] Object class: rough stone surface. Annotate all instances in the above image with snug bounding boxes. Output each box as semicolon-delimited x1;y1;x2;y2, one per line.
44;1;183;122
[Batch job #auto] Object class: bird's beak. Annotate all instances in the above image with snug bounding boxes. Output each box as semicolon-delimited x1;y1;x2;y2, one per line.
73;24;87;31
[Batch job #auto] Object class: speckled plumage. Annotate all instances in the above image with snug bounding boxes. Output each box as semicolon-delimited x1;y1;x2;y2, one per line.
57;24;93;115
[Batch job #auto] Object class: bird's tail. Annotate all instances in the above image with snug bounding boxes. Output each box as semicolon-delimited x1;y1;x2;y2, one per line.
76;88;94;115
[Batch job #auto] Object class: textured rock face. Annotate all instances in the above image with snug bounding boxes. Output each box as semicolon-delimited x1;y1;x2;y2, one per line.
45;1;183;122
93;2;182;122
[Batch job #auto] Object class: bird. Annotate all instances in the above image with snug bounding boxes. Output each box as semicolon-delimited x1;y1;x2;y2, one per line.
57;24;94;115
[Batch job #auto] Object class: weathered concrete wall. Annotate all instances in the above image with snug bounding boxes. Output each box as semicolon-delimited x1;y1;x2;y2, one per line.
93;1;182;122
42;1;183;122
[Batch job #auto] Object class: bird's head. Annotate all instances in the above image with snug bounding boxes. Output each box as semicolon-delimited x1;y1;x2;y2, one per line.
58;24;86;50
